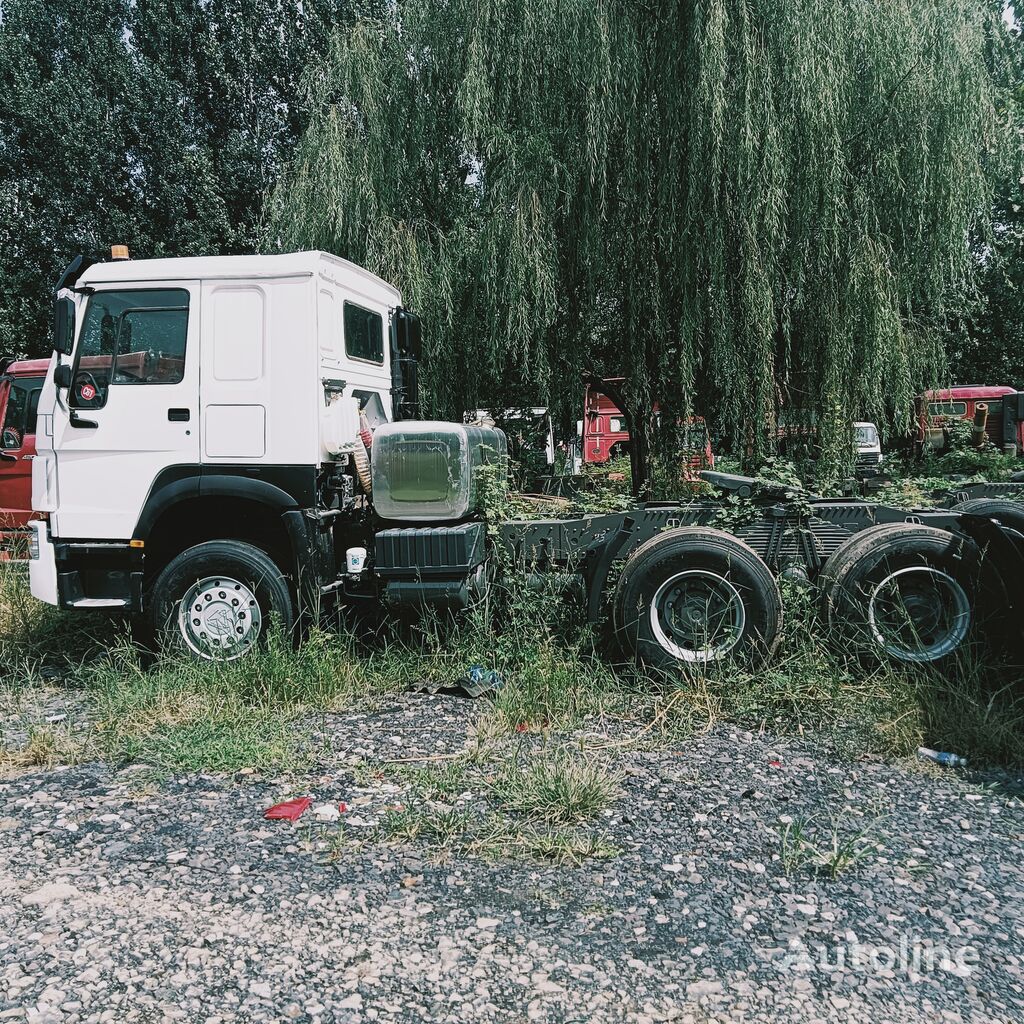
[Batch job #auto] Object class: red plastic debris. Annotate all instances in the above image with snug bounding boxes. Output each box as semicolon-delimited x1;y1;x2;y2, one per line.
263;796;312;822
337;802;348;814
768;759;783;769
515;722;529;733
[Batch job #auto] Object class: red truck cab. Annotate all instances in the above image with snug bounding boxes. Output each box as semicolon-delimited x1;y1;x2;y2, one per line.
580;378;714;472
0;358;49;555
918;385;1024;454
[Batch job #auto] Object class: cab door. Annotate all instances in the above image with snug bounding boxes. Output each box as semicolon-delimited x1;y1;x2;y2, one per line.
0;376;42;530
52;284;201;539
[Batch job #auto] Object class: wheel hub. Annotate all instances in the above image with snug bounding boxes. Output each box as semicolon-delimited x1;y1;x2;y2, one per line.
867;566;971;663
178;576;262;660
650;569;746;663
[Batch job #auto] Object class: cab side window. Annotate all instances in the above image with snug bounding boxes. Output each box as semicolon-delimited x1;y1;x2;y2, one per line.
1;378;41;448
3;383;28;434
72;289;189;407
343;302;384;364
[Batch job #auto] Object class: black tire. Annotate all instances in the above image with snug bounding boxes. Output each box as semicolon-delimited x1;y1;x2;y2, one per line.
952;498;1024;535
820;523;983;665
613;527;783;672
146;540;295;661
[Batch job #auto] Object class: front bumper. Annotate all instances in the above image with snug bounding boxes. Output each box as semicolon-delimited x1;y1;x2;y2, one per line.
29;521;141;611
28;520;58;606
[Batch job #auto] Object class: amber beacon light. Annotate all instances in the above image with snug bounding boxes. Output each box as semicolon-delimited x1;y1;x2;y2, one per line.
110;244;130;261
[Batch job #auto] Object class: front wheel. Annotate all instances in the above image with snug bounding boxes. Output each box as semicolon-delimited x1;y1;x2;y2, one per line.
146;540;295;661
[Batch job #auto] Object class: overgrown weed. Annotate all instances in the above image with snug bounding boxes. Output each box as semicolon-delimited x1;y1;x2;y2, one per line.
3;537;1023;775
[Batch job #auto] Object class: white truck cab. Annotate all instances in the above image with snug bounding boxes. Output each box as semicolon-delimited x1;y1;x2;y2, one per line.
30;249;429;653
854;420;883;477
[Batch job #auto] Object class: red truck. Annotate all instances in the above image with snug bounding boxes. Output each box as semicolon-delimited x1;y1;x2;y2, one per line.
917;385;1024;455
579;377;714;472
0;358;48;557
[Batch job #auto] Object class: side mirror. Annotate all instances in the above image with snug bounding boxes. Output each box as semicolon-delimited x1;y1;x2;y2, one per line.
394;308;422;358
54;363;73;390
53;296;76;356
1;427;22;450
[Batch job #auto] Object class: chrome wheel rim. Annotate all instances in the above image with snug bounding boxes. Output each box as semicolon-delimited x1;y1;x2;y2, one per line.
866;566;971;663
178;576;262;660
649;569;746;663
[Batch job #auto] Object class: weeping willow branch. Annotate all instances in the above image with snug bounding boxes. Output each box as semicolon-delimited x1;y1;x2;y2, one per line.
271;0;1014;479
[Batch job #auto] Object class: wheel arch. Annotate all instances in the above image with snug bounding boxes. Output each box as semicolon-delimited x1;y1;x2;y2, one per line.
138;482;300;582
133;469;301;542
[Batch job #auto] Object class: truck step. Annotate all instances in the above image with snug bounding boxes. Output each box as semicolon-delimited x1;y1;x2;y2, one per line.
66;597;129;609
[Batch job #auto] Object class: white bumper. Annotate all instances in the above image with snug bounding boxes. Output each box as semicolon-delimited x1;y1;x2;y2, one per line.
28;520;58;606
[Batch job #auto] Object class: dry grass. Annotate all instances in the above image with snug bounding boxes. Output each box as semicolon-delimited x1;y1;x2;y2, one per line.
0;723;87;774
2;560;1023;781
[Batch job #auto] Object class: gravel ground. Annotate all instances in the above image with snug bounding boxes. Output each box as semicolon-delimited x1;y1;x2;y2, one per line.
1;689;1023;1024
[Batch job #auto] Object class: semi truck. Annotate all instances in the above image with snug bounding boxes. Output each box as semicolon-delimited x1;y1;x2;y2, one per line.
579;377;714;476
918;385;1024;456
25;248;1024;670
0;358;48;558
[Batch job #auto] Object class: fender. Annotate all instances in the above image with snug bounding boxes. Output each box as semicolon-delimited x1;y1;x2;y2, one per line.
133;465;317;541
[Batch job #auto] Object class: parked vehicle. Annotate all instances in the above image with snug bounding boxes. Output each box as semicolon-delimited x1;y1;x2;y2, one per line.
854;421;883;477
0;358;48;557
579;377;714;472
917;385;1024;455
26;248;1024;671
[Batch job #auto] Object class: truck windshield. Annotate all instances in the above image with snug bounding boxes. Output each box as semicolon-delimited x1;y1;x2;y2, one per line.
928;401;967;418
855;424;878;445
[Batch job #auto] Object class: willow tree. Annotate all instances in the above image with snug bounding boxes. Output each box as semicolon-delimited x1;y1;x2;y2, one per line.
273;0;1013;480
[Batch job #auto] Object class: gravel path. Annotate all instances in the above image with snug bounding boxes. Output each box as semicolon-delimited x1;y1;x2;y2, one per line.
1;690;1022;1023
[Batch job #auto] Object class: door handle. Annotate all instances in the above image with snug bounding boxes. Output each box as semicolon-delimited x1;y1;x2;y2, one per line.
168;409;191;422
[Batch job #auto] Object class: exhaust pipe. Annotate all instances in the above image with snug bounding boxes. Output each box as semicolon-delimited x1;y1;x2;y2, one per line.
971;403;988;448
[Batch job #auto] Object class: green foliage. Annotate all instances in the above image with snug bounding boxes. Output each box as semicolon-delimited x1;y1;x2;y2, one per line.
275;0;1013;479
921;418;1020;478
950;9;1024;388
492;752;622;823
0;0;349;357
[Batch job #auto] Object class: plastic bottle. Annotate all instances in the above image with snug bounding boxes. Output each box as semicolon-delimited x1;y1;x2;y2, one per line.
917;746;968;768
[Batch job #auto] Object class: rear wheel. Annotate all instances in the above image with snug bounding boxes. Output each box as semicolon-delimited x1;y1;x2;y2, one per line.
613;527;783;671
820;523;983;665
146;540;294;661
951;498;1024;535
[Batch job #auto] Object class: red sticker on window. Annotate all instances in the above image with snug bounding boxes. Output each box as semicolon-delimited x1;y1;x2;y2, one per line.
79;383;96;401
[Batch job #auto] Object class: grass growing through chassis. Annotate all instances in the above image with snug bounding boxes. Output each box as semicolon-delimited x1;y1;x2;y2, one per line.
3;558;1024;774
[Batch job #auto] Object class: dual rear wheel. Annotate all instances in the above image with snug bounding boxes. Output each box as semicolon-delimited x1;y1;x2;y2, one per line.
613;527;783;671
613;521;993;671
818;524;983;665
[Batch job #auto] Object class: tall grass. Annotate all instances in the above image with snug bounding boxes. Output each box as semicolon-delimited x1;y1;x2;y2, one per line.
2;560;1023;775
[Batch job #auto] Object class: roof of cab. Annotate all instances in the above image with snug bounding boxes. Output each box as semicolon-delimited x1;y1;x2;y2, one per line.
80;250;401;302
1;358;51;377
924;385;1018;400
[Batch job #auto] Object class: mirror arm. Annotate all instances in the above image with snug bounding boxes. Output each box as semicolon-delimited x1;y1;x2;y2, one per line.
68;410;98;429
